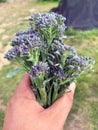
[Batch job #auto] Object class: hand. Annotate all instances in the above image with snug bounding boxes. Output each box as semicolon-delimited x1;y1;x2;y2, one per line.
3;74;76;130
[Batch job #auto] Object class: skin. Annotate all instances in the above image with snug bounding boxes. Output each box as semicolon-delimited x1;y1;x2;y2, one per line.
3;74;76;130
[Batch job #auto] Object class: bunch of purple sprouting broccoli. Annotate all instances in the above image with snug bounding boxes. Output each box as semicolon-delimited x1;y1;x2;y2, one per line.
4;12;95;108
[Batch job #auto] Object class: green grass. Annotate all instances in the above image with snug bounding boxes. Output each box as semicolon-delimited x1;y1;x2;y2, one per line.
64;28;98;130
0;111;5;130
86;102;98;130
0;0;98;130
0;62;24;105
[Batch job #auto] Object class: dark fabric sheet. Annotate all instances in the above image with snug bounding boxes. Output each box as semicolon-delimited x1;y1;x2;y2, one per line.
51;0;98;29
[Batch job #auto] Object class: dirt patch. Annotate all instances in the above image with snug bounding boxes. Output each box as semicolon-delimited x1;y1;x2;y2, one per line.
87;96;98;102
0;53;10;70
0;45;11;70
29;8;36;13
0;23;12;28
2;35;9;40
0;29;5;34
0;42;2;49
64;113;89;130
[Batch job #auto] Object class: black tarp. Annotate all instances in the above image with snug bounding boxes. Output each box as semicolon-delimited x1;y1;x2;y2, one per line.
51;0;98;29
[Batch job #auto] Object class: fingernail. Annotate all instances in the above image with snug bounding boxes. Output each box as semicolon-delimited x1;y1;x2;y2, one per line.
65;88;71;93
68;82;76;94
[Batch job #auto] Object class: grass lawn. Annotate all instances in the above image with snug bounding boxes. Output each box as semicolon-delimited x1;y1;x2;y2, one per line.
0;0;98;130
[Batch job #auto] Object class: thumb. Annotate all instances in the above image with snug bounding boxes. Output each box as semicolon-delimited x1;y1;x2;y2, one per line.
44;83;76;123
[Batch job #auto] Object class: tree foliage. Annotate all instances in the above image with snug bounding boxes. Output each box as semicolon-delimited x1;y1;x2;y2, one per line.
0;0;7;3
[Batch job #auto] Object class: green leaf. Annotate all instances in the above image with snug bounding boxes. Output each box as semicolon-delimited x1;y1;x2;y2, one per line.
7;68;24;78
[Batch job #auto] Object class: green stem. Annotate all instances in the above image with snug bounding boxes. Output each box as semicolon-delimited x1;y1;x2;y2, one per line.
57;88;65;99
15;57;29;72
47;86;52;106
52;87;58;104
38;87;47;107
36;89;43;106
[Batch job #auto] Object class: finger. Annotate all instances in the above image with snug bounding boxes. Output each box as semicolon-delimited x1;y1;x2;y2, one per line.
44;83;76;124
18;73;30;89
67;82;76;94
14;74;36;100
65;82;76;94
